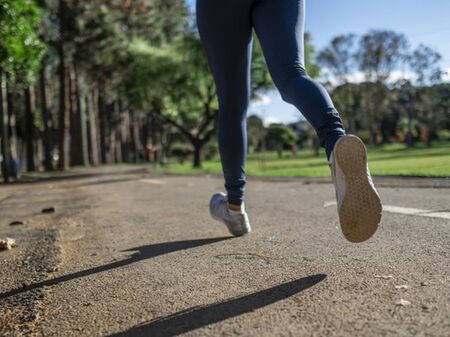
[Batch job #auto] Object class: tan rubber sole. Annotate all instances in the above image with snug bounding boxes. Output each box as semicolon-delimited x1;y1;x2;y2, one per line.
333;135;382;243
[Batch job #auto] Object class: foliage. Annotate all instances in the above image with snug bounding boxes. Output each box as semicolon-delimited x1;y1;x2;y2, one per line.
247;114;266;152
266;123;298;158
356;30;409;82
318;34;356;83
304;33;320;78
0;0;46;82
1;1;449;180
409;44;442;85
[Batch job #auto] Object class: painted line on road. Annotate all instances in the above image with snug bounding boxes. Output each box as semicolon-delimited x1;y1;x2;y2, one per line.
323;201;450;220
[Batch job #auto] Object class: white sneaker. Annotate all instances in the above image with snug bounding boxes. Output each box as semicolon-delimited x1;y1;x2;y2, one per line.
209;193;251;237
329;135;382;243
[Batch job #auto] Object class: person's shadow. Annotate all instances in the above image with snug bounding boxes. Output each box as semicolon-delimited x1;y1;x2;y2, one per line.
0;237;231;300
1;237;326;337
107;274;327;337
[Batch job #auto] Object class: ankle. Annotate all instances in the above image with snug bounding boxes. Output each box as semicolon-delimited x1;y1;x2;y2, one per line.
228;202;244;212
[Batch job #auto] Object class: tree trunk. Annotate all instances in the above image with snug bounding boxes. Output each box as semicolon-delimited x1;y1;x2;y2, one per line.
87;91;100;166
6;84;18;161
345;84;356;133
150;112;157;163
98;83;107;164
108;129;116;164
277;147;283;159
159;126;170;166
142;114;150;160
79;89;89;165
119;100;130;163
426;126;436;147
0;71;10;182
24;86;36;172
58;48;70;171
192;139;204;168
406;108;414;147
115;131;123;163
69;62;88;166
39;61;53;170
130;110;142;163
58;0;71;171
108;101;120;164
367;98;377;146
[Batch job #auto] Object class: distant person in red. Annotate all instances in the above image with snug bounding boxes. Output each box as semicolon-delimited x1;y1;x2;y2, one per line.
146;145;155;162
198;0;382;243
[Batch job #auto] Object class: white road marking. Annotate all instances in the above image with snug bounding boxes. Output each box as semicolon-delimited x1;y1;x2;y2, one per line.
323;201;450;220
139;179;167;185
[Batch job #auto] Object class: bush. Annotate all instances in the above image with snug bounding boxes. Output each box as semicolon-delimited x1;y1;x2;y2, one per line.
205;141;219;160
170;143;192;164
437;129;450;141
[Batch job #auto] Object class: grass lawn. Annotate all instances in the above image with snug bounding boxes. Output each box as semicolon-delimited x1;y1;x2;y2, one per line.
155;141;450;178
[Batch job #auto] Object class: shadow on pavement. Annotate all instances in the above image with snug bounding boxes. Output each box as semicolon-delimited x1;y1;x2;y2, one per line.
0;237;231;300
9;167;148;185
81;177;141;187
107;274;327;337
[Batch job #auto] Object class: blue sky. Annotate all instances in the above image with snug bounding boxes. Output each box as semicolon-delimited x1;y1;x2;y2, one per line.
186;0;450;124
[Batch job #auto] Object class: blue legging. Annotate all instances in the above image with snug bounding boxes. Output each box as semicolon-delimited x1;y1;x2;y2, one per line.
196;0;346;205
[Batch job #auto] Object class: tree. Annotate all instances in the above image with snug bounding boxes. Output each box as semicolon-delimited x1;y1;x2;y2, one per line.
247;114;266;153
0;0;45;181
357;30;409;82
118;0;188;44
331;82;364;135
304;33;320;78
408;44;443;145
392;80;417;146
56;0;73;170
124;33;272;168
409;44;442;85
356;30;409;144
318;34;356;84
72;0;187;166
266;124;298;158
318;34;357;131
123;36;216;168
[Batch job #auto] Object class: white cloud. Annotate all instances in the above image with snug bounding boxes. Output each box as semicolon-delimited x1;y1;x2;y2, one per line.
320;69;416;86
442;67;450;82
250;94;272;108
263;116;281;127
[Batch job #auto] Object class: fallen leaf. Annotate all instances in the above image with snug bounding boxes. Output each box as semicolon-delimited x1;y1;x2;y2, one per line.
42;207;55;213
421;305;431;312
395;299;411;306
10;220;25;226
0;237;17;250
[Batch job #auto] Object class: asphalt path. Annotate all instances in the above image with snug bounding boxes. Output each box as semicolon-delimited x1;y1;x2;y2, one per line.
1;170;449;336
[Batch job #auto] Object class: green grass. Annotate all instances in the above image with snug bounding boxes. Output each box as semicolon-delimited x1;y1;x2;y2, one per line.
155;141;450;178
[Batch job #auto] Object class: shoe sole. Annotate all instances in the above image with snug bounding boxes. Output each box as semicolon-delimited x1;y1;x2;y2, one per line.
333;135;382;243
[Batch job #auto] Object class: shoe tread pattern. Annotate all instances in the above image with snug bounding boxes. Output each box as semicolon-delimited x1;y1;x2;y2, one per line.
334;135;382;243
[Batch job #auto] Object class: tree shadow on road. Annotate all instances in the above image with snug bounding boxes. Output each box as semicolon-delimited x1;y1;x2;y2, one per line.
0;237;231;300
107;274;326;337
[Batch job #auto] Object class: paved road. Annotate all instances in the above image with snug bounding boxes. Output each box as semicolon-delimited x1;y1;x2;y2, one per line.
1;169;449;336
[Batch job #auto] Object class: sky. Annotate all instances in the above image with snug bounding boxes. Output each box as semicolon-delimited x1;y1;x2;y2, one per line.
186;0;450;125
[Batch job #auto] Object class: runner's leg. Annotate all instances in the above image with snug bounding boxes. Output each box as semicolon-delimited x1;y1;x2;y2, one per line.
251;0;346;158
196;0;254;205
